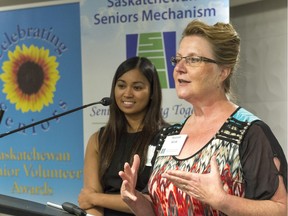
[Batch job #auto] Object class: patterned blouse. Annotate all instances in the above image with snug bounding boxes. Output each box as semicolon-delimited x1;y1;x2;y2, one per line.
148;107;287;216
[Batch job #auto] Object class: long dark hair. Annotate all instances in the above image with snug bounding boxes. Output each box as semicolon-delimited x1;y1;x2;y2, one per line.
99;56;167;183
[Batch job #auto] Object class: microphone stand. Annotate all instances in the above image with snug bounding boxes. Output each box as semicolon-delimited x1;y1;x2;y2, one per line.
0;110;4;124
0;97;111;138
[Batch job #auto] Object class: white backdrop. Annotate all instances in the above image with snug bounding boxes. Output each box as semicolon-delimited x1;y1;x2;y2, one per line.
231;0;287;157
79;0;230;151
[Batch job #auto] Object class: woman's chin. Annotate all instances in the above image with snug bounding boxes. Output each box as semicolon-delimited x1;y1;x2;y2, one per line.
177;92;188;100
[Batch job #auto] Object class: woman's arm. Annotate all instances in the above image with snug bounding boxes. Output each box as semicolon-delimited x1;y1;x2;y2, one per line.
78;132;134;214
163;156;287;216
78;132;103;216
216;156;287;216
80;189;135;213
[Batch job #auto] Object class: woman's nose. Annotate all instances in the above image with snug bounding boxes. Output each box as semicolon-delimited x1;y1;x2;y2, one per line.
123;87;133;97
174;62;187;75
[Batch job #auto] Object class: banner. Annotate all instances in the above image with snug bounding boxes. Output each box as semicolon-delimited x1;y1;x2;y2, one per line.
80;0;230;147
0;1;83;205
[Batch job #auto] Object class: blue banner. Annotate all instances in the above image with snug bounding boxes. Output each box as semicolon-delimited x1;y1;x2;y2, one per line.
0;1;83;205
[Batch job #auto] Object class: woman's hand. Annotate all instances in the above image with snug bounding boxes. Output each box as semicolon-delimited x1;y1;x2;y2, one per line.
162;155;227;208
119;154;140;202
78;187;96;210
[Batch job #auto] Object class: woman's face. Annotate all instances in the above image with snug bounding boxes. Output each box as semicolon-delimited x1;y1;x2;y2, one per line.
114;68;151;118
173;35;223;103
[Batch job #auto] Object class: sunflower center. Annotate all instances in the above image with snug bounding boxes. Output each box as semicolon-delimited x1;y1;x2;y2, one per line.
17;61;44;95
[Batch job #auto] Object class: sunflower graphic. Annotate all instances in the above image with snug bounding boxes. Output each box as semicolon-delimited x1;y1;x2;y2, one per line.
0;44;60;113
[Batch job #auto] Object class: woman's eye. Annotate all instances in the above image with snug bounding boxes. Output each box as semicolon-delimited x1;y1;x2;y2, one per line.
189;57;197;63
117;84;125;89
134;86;143;91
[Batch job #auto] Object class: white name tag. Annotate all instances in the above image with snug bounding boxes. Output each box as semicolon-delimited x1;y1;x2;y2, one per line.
145;145;156;166
158;134;187;156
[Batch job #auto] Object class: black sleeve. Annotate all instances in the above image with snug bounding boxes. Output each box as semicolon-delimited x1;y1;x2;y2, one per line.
240;120;287;199
140;126;167;194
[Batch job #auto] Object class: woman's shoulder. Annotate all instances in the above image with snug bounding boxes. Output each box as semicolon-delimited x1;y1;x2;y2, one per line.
162;123;183;133
232;107;260;123
157;123;183;141
89;127;104;139
87;127;106;148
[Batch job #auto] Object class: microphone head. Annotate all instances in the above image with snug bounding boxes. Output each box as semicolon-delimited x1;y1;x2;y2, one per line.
100;97;112;106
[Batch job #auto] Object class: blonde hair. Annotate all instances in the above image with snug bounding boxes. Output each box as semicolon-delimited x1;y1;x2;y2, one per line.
182;20;241;94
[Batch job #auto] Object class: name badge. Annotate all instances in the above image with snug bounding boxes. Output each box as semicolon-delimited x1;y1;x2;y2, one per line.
145;145;156;166
158;134;187;156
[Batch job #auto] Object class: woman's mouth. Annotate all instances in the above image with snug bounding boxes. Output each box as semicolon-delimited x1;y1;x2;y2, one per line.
178;79;191;84
123;101;135;105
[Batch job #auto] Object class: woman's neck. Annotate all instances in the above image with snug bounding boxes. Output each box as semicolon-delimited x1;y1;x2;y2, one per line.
126;116;144;133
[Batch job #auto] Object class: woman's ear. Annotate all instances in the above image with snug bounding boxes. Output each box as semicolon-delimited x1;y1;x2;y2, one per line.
220;66;232;81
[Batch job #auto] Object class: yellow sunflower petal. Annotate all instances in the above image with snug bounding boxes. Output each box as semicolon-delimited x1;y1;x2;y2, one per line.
1;44;60;113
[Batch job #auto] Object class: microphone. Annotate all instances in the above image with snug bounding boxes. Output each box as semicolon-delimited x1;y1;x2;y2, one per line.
62;202;88;216
99;97;112;106
0;97;111;138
